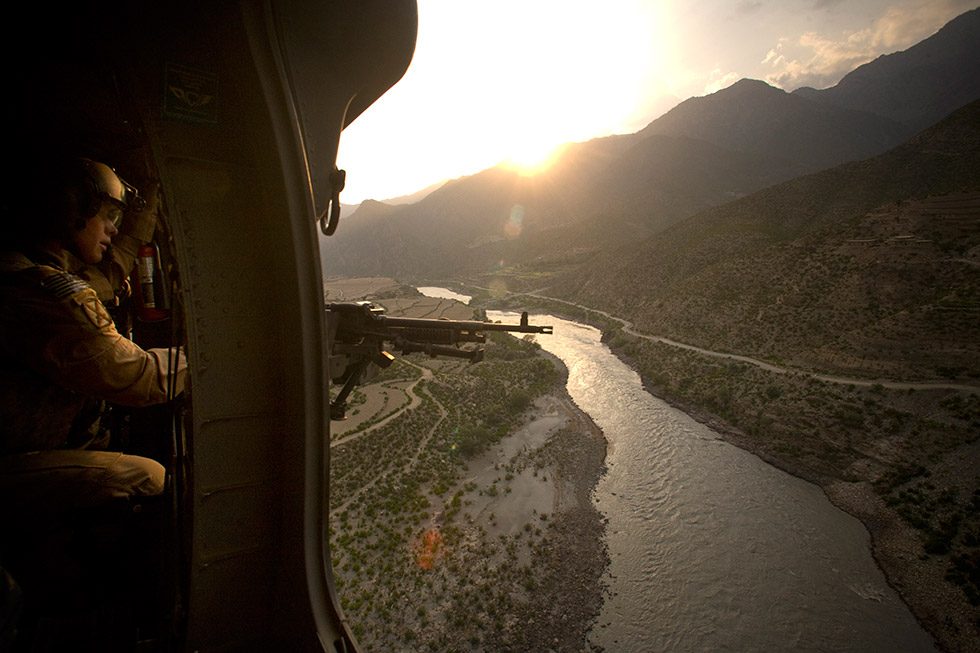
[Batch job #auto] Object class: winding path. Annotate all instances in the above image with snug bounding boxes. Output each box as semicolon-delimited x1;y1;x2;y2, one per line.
493;289;980;396
329;359;447;515
330;361;435;448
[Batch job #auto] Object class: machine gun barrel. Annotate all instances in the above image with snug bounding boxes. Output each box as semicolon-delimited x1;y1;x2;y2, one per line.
380;313;552;335
326;302;552;341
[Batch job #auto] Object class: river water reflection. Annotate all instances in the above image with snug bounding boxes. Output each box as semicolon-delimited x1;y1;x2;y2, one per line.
417;286;935;651
493;311;936;652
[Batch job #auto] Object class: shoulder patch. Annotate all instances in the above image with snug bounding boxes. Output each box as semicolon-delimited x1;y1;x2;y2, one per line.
39;270;91;299
75;292;116;330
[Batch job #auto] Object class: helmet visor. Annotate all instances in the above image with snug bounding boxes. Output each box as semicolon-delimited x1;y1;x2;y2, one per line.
83;158;141;211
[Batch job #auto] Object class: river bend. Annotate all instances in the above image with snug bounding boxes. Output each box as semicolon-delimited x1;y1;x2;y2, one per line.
485;310;935;653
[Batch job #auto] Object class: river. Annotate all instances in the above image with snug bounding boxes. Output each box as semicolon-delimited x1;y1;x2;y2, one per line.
421;289;935;652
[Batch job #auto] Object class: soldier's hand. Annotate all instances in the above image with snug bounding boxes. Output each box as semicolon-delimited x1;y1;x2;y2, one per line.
124;180;161;243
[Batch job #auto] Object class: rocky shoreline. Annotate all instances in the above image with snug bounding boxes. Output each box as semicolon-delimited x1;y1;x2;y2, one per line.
330;345;611;652
499;386;609;652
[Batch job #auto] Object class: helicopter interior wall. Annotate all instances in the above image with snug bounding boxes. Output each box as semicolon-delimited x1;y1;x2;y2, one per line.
3;3;320;651
4;1;417;650
161;157;307;650
128;8;323;650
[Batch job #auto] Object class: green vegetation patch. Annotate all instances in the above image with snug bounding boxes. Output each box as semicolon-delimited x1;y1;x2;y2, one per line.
328;334;583;652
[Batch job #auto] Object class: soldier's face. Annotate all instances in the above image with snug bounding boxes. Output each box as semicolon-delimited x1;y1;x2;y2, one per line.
71;201;121;264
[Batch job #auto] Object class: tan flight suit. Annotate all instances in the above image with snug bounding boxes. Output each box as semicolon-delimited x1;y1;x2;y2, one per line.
0;244;187;520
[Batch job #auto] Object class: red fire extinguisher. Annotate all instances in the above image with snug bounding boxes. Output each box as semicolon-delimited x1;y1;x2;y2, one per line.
134;243;169;322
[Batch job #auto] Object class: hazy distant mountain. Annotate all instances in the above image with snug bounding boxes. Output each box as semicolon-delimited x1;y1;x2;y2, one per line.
338;180;448;221
339;203;360;220
551;99;980;380
321;129;816;278
323;115;838;279
384;180;448;205
323;135;635;277
344;199;400;224
322;8;980;284
794;7;980;133
322;200;403;273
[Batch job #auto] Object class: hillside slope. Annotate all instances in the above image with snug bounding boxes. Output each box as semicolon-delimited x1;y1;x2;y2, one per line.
549;100;980;381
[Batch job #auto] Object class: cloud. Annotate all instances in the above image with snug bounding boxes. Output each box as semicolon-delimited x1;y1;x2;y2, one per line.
735;1;764;14
704;70;744;95
762;0;975;90
871;0;977;48
762;31;876;90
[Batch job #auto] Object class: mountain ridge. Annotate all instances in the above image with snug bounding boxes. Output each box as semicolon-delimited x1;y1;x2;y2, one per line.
639;77;911;170
793;7;980;132
323;8;980;284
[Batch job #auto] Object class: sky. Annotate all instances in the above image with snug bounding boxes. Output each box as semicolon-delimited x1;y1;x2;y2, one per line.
336;0;978;204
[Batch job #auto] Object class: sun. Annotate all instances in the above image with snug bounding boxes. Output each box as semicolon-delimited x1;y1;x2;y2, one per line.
500;140;566;177
338;0;670;202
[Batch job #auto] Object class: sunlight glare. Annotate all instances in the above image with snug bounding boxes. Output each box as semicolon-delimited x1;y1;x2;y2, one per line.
338;0;671;202
500;141;566;176
489;1;666;177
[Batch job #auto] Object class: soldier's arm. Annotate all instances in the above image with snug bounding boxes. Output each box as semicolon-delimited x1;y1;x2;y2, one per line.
10;275;186;406
108;180;160;281
80;181;162;304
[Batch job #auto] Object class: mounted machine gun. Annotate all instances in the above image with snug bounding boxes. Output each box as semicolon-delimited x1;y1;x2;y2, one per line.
326;301;552;419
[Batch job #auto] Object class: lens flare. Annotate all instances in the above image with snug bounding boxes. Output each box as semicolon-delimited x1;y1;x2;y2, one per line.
504;204;525;239
414;528;443;570
488;279;509;298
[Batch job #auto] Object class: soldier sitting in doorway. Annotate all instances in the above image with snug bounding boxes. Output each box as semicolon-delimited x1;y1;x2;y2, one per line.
0;155;188;645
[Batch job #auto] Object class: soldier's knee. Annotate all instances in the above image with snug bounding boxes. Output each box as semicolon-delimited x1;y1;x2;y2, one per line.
104;454;166;499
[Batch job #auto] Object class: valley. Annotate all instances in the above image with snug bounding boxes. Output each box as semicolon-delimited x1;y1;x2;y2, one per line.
483;288;979;653
321;9;980;651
